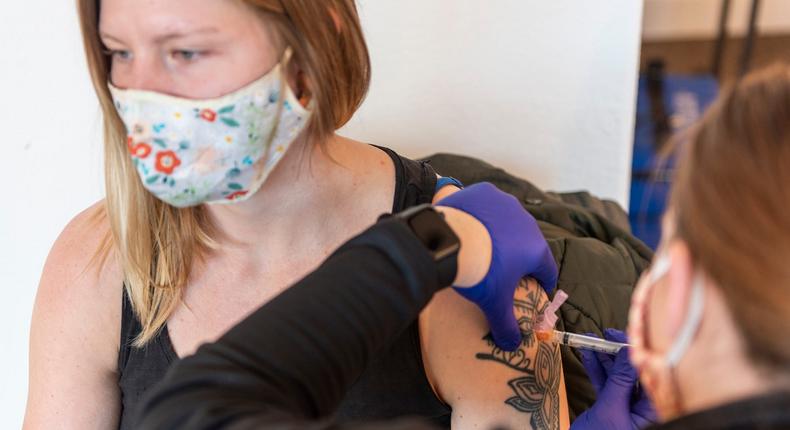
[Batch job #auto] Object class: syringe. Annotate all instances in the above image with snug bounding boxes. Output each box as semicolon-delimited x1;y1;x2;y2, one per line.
536;330;628;355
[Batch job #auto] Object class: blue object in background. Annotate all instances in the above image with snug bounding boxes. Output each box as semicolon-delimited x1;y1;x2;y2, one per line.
629;74;719;249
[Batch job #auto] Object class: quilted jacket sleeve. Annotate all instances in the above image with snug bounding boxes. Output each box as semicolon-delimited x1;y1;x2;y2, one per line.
425;153;654;420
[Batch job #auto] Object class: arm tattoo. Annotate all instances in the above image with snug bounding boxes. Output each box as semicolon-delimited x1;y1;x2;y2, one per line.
475;281;562;430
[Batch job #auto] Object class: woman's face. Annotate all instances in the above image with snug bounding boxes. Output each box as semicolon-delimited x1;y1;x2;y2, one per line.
99;0;279;99
627;213;701;418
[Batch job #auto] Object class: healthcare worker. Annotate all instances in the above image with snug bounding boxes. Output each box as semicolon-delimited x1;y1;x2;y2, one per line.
627;63;790;429
137;64;790;429
576;64;790;429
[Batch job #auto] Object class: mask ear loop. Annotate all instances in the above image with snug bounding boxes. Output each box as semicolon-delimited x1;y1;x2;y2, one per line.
648;254;672;283
666;273;705;416
666;274;705;366
256;47;294;179
641;254;671;350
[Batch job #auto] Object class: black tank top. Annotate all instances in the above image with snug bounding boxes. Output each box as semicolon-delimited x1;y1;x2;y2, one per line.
117;148;452;429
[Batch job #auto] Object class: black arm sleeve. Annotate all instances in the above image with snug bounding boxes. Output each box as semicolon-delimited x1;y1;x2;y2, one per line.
135;217;447;430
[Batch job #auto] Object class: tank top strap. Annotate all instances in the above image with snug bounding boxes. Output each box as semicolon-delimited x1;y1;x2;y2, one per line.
374;145;438;212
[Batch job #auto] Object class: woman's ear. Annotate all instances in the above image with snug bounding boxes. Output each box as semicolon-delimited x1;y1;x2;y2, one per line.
665;240;696;336
286;61;312;107
295;69;311;107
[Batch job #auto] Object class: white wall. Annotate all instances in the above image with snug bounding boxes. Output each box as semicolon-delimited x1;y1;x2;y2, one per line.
643;0;790;40
1;1;105;428
343;0;643;207
0;1;643;427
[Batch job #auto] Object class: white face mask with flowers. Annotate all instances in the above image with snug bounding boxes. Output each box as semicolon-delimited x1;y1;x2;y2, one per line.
108;48;311;208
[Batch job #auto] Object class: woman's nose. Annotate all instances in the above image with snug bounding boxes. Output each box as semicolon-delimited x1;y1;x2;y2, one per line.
112;54;174;95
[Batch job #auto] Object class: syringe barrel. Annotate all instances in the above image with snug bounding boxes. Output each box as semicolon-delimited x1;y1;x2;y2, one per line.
556;331;628;355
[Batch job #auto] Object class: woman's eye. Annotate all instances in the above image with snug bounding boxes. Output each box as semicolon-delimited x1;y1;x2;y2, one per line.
105;49;133;62
172;50;202;62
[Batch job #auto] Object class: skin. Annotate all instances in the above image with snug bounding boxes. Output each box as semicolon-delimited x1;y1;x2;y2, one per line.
25;1;569;428
422;278;569;430
637;215;789;421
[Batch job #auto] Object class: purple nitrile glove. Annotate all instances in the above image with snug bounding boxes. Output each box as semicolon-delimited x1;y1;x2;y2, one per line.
436;182;558;351
571;329;658;430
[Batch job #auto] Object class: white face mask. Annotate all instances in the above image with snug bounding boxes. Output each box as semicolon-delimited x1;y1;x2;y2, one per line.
108;48;311;208
628;253;706;419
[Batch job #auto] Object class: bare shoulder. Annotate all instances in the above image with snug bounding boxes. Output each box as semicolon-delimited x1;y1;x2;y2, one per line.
419;279;570;430
25;200;123;429
36;200;122;319
326;137;397;216
336;138;396;184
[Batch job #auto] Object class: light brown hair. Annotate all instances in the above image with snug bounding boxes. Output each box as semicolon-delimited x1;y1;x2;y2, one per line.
671;63;790;371
77;0;371;345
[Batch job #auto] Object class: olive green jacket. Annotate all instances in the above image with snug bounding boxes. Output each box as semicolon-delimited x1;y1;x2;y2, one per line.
426;153;654;419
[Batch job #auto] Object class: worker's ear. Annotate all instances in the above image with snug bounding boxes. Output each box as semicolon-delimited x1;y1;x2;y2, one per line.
645;239;695;353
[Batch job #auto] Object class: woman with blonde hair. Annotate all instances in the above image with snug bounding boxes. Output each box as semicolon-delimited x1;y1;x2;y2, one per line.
24;1;567;429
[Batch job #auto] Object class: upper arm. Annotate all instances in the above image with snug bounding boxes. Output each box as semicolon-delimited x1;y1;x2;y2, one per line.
24;202;123;430
419;279;570;430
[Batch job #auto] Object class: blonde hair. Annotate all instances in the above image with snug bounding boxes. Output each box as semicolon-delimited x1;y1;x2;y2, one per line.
77;0;371;345
671;63;790;371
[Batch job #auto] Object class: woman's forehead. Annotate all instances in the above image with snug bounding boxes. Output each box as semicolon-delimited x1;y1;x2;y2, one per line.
98;0;258;40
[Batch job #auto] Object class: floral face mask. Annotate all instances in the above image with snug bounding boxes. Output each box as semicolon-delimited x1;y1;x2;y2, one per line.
108;48;311;208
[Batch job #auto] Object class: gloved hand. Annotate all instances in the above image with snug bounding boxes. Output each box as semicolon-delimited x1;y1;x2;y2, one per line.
436;182;558;351
572;329;658;430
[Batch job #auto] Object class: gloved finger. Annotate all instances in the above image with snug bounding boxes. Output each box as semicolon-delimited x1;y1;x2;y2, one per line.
632;386;660;429
590;328;627;377
579;344;607;393
598;329;631;379
595;349;615;374
487;305;522;352
634;396;659;424
605;348;639;388
603;328;628;344
598;348;640;405
583;332;613;378
599;380;637;412
568;409;594;430
633;413;659;430
527;247;558;295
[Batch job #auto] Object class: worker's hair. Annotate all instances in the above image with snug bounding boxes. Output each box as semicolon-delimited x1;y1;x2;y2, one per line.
670;63;790;371
76;0;371;346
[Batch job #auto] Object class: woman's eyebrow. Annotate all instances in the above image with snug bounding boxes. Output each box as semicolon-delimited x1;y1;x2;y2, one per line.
98;32;124;44
153;27;220;43
99;27;220;44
